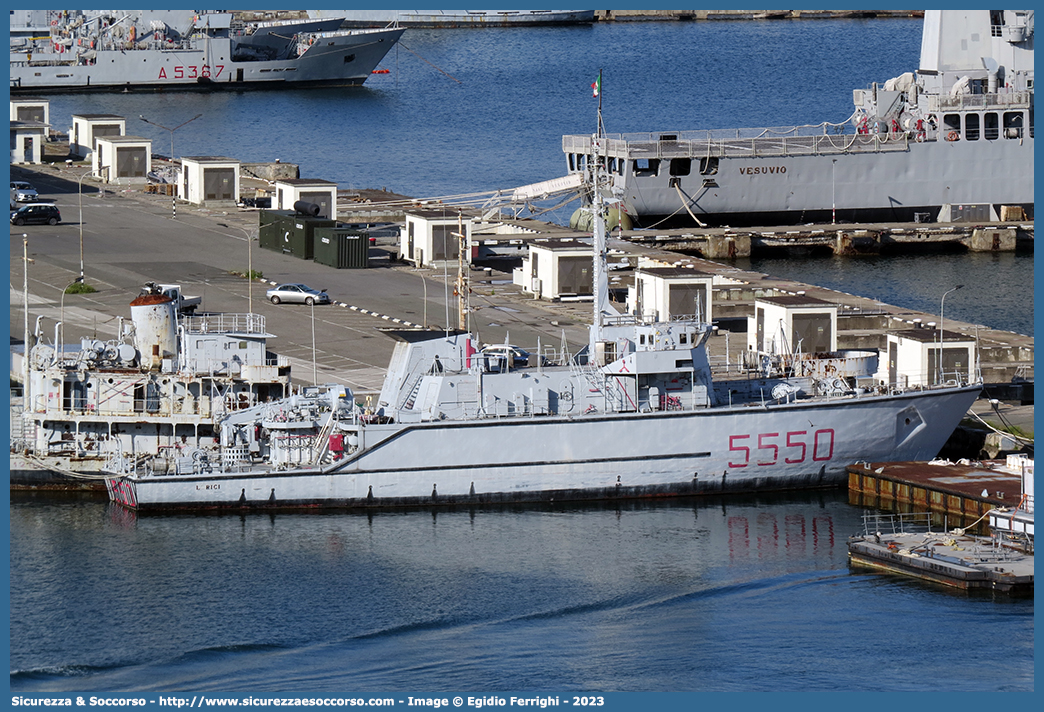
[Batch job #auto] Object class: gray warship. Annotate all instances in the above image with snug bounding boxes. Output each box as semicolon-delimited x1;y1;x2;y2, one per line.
103;152;981;512
9;10;404;93
561;9;1034;227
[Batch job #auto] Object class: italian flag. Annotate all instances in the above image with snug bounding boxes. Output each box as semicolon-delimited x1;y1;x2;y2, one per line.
591;75;600;98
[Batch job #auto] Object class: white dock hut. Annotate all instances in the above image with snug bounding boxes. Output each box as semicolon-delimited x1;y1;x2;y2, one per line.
70;113;125;159
513;239;593;300
877;328;977;388
10;97;49;124
273;178;338;219
400;210;474;269
179;156;240;205
93;135;151;184
626;267;714;323
747;295;838;356
10;120;48;164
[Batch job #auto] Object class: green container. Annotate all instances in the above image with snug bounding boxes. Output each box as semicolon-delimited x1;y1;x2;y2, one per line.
259;210;296;252
313;227;370;269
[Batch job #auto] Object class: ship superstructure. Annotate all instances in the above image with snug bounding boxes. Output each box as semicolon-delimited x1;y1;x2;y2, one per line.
11;284;290;484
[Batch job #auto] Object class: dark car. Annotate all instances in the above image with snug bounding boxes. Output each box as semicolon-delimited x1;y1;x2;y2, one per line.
11;203;61;226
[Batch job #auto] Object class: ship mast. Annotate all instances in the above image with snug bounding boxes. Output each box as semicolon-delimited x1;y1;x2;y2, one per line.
454;209;469;331
589;69;610;359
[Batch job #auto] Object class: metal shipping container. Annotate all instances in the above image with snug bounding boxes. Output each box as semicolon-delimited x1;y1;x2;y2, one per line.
259;210;335;259
313;227;370;269
259;209;297;251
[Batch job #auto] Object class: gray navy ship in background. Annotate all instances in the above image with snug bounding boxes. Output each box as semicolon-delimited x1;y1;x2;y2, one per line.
563;9;1034;227
9;10;404;93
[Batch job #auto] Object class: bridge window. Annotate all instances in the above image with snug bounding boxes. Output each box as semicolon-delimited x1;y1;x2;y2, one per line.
984;112;999;140
964;113;979;141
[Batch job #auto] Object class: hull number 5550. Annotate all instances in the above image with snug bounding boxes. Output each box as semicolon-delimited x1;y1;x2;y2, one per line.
728;429;835;467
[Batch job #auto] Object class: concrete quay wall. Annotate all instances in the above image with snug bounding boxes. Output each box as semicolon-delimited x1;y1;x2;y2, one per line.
594;10;922;22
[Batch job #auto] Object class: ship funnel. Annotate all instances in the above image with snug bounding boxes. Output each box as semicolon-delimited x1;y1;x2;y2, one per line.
294;201;321;217
129;282;177;371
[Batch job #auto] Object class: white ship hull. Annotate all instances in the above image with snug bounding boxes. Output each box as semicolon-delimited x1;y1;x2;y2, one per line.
581;133;1034;227
562;9;1035;227
108;385;980;511
10;12;403;93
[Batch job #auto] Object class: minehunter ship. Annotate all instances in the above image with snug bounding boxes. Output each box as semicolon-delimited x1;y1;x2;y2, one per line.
10;284;291;488
9;10;404;93
103;152;981;512
561;9;1034;227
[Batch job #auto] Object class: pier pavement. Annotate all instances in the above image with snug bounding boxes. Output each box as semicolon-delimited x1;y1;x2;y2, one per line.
9;161;1035;425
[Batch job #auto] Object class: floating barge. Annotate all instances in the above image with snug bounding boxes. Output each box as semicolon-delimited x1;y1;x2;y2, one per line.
848;511;1033;594
847;457;1029;521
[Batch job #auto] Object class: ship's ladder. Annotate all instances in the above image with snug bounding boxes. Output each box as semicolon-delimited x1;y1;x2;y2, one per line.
309;411;337;465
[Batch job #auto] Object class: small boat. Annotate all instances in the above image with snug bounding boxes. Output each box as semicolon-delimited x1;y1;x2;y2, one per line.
9;10;404;93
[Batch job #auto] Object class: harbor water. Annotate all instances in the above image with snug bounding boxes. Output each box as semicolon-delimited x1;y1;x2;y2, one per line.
9;491;1034;693
11;18;1034;695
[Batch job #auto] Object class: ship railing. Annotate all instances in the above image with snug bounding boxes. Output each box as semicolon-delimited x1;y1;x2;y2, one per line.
564;130;909;161
858;511;936;537
183;313;267;335
103;451;154;478
931;90;1033;112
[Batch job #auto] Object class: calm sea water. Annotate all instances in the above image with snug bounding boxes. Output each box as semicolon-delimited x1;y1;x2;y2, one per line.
12;20;1035;696
9;490;1034;693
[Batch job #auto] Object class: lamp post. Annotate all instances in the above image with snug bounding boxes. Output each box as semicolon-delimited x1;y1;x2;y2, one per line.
139;113;202;219
831;158;837;224
22;235;33;413
937;284;964;384
310;298;317;385
75;167;93;282
59;278;84;355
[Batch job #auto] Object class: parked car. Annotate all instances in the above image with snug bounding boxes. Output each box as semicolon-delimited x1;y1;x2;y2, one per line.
266;283;331;305
11;203;61;226
478;344;546;371
10;181;38;207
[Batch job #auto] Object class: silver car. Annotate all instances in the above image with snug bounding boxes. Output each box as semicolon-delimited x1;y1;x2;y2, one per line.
266;283;331;306
10;181;38;207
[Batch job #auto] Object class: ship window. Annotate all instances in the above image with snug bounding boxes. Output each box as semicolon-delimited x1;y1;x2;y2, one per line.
669;158;691;176
964;113;980;141
990;11;1005;36
699;157;719;175
984;112;999;140
634;158;659;177
943;114;961;135
343;54;355;63
680;332;688;344
1003;111;1023;138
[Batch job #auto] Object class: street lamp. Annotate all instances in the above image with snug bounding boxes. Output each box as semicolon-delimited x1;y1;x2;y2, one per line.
831;159;837;224
937;284;964;384
139;113;202;219
310;298;317;385
74;166;92;282
60;278;84;354
22;235;33;413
